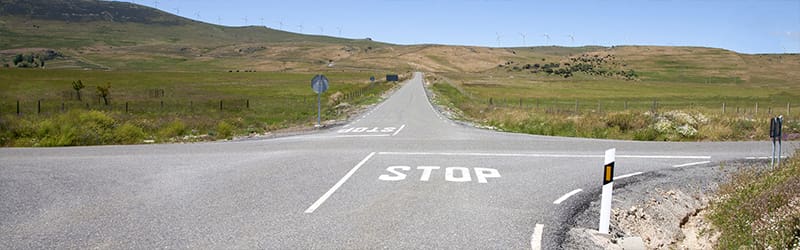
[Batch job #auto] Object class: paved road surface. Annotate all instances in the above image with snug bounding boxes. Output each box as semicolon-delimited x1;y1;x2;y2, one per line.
1;73;795;249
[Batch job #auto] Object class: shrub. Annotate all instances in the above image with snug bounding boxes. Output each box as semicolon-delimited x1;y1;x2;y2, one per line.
216;121;234;140
115;123;145;144
70;110;115;145
158;119;187;140
605;112;650;132
633;127;662;141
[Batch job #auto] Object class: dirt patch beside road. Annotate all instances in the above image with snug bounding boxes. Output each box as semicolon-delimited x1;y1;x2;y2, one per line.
562;160;763;249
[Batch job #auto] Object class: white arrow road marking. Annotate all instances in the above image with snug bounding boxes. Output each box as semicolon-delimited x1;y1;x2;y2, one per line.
305;152;376;214
553;189;582;204
673;161;711;168
615;171;644;180
531;224;545;250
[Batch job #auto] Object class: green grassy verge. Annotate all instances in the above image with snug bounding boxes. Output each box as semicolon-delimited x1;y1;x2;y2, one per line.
429;75;799;141
709;153;800;248
0;69;396;146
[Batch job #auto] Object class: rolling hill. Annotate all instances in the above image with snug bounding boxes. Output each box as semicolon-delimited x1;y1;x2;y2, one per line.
0;0;798;84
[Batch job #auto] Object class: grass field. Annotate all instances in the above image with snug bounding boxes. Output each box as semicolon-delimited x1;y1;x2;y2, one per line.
0;68;398;146
427;49;800;141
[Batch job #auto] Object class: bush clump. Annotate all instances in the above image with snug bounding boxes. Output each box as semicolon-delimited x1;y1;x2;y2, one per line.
158;119;187;140
216;121;235;140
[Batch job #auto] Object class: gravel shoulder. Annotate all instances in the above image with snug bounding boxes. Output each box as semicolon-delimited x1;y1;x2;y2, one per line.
560;160;767;249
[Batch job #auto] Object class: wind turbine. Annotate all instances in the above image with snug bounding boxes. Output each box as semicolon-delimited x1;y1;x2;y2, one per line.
318;26;324;34
495;32;502;47
277;21;285;30
195;11;201;20
567;34;575;43
542;33;551;44
297;24;304;33
174;7;179;14
217;16;222;24
153;0;158;8
243;16;248;25
260;18;264;26
519;33;527;46
336;26;343;36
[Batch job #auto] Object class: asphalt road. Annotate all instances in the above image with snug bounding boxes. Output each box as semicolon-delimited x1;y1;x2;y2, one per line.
1;73;796;249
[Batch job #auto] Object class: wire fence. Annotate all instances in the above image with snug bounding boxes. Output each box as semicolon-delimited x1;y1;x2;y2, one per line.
480;97;794;117
1;82;394;117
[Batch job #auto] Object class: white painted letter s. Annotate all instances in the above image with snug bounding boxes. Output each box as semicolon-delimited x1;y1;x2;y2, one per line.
378;166;410;181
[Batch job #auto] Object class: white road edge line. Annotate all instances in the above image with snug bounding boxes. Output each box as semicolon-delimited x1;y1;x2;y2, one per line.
305;152;376;214
615;171;644;180
393;124;406;136
745;156;789;160
531;224;545;250
377;152;711;159
673;161;712;168
553;189;582;204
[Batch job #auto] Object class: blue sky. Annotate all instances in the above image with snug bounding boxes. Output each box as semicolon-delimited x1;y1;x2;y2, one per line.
130;0;799;54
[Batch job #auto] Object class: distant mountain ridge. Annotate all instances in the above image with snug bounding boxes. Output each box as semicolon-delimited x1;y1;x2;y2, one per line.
0;0;187;25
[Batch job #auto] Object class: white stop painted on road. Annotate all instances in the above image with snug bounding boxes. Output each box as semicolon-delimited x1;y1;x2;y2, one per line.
378;166;500;183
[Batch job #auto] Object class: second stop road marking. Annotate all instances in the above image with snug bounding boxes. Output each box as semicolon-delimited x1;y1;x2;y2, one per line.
337;124;406;137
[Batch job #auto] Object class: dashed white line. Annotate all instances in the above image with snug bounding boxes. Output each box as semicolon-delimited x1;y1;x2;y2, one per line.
615;171;644;180
531;224;545;250
553;189;582;204
305;152;376;214
377;152;711;159
673;161;711;168
392;124;406;136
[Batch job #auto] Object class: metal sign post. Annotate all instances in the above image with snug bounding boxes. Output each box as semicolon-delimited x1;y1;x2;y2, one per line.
770;115;784;167
311;74;329;127
598;148;616;234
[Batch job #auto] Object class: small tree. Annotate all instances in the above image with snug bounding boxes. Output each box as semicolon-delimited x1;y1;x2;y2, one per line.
13;54;23;65
72;80;85;101
96;83;110;106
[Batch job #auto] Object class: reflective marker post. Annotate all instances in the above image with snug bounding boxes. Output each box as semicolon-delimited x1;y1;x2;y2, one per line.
599;148;615;234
